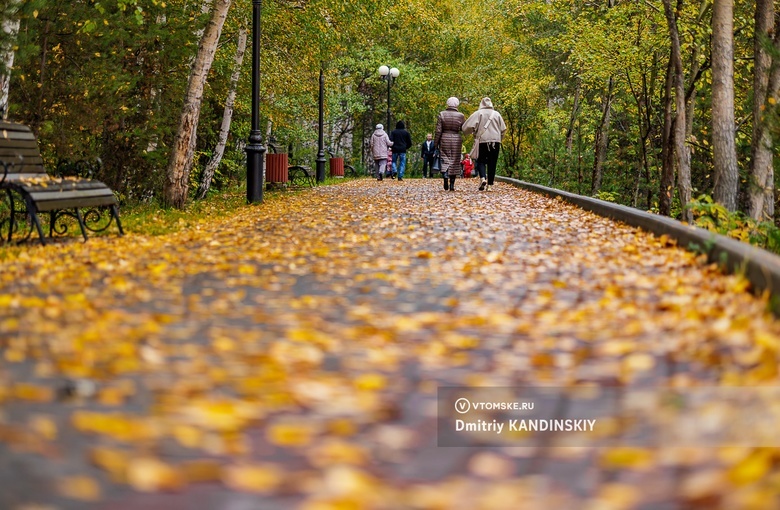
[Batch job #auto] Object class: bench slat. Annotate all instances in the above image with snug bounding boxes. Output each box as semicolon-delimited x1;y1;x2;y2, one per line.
34;195;117;211
1;165;46;176
0;129;38;142
0;151;44;162
0;123;47;179
21;181;111;192
0;128;36;142
2;173;49;182
0;139;41;157
0;121;36;131
30;188;116;208
29;188;114;200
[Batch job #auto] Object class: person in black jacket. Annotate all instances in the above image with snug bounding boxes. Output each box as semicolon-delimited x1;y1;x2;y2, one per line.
389;121;413;181
420;133;436;178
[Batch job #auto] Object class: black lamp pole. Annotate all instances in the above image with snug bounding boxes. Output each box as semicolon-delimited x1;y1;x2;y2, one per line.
386;77;392;128
245;0;265;203
316;66;326;183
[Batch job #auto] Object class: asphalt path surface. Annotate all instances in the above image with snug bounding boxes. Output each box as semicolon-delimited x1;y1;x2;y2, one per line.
0;178;778;509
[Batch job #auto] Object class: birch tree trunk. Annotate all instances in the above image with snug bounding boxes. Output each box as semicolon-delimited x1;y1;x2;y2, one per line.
748;0;779;221
711;0;739;211
0;5;20;119
163;0;232;209
197;28;247;200
663;0;693;223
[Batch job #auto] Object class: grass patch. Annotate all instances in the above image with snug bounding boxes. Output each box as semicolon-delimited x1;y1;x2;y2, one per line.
120;178;362;236
120;187;250;236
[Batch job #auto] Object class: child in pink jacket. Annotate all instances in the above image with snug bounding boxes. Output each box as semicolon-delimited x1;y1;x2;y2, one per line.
387;148;396;179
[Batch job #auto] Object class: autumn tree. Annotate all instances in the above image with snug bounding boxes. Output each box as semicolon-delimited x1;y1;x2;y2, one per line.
164;0;231;209
747;0;780;221
711;0;738;211
0;0;20;118
197;28;247;199
662;0;692;223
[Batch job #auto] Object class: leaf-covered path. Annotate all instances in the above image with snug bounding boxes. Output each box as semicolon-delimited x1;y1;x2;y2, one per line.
1;179;780;509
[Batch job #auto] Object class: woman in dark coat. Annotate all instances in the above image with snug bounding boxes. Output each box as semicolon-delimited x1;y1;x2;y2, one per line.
434;97;465;191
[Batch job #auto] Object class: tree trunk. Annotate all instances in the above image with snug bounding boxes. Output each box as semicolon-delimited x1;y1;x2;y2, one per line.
565;79;581;154
627;71;652;209
673;62;693;223
577;121;583;194
663;0;693;223
163;0;232;209
660;51;675;217
0;5;20;120
764;47;780;219
197;28;247;200
711;0;739;211
748;0;778;221
685;1;711;137
33;19;51;133
591;76;614;195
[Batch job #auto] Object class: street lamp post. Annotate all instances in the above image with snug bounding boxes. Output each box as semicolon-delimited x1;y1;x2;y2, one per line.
245;0;265;204
316;66;326;183
377;65;399;128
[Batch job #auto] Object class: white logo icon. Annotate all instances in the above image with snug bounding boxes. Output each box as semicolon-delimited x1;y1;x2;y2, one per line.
454;398;471;414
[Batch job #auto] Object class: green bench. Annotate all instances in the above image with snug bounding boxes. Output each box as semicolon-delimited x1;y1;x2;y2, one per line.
0;121;123;244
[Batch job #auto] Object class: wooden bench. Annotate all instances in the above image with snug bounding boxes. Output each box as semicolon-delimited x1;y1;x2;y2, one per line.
0;121;123;244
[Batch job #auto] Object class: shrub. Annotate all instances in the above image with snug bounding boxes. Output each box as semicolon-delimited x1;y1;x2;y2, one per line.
688;195;780;255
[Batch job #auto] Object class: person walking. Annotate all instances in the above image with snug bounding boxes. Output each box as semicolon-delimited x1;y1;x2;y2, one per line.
389;121;412;181
461;153;474;178
434;97;465;191
369;124;393;181
420;133;436;178
387;147;394;179
462;97;507;191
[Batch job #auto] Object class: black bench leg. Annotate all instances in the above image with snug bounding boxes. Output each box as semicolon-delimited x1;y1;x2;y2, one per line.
30;210;46;246
111;205;124;235
6;189;16;243
75;209;88;242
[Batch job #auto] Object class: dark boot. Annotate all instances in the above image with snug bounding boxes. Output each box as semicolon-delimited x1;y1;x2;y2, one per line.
443;177;449;190
449;177;456;191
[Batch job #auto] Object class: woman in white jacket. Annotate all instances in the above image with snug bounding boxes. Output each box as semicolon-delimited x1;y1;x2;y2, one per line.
462;97;507;191
369;124;393;180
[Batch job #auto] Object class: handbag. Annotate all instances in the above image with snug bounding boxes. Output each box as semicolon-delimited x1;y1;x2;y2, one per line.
432;150;441;173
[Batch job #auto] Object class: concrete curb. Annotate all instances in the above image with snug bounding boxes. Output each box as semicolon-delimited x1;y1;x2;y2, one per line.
497;176;780;311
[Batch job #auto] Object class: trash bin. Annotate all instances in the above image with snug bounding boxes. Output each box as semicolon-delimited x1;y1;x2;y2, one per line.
329;157;344;178
266;153;288;188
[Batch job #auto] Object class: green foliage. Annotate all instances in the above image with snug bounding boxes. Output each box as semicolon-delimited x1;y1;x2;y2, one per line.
689;195;780;255
2;0;778;230
594;190;619;203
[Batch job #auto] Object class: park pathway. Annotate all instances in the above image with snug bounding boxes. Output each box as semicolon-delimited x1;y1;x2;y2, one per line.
1;179;780;509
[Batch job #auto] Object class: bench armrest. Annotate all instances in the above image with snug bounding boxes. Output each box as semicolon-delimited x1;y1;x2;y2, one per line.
0;160;8;184
55;158;102;179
